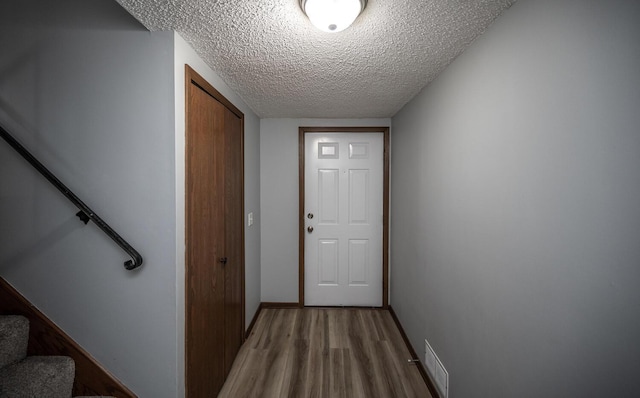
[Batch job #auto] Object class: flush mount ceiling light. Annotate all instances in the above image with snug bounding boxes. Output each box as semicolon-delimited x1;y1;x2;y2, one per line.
300;0;367;33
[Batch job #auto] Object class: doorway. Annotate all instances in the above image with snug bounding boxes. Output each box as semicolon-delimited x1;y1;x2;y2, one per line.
299;127;389;308
185;65;245;397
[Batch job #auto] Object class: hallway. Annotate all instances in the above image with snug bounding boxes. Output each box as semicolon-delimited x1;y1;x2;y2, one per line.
219;308;432;398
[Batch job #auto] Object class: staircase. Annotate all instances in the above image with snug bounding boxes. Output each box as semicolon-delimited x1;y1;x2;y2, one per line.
0;315;112;398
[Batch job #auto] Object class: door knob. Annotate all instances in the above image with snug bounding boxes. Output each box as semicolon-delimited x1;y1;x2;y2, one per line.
307;226;314;233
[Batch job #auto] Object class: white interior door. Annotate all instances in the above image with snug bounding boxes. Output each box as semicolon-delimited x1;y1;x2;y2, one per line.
304;132;384;306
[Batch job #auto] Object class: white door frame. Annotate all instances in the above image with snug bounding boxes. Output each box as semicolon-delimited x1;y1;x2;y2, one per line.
298;126;389;308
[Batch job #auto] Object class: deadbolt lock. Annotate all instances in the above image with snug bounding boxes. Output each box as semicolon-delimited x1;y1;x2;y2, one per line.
307;213;314;219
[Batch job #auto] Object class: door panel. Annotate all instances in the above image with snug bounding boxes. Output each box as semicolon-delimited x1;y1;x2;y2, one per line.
348;239;369;285
318;239;339;285
304;132;384;306
348;169;369;224
186;83;226;396
318;169;339;224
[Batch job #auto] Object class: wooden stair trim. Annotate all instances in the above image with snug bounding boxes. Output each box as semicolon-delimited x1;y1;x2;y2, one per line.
0;277;136;397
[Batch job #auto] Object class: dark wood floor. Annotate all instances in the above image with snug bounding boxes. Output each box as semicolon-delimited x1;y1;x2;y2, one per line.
218;308;432;398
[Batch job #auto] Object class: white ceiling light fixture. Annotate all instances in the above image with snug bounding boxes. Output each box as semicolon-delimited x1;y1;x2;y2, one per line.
300;0;367;33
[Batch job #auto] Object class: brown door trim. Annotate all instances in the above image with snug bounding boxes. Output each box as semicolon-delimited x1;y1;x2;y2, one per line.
298;126;390;309
186;65;243;118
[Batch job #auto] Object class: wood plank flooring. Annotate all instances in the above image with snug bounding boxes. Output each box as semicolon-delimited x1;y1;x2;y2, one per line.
218;308;432;398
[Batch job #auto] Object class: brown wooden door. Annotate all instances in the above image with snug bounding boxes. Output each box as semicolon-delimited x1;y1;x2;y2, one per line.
185;65;244;397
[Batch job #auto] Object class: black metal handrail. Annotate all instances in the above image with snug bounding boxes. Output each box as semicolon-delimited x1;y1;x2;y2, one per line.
0;124;143;270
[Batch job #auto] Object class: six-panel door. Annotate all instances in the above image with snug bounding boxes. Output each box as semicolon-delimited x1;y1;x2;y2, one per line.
304;133;384;306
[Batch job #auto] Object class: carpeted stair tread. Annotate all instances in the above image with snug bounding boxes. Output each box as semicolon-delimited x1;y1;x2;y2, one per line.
0;355;75;398
0;317;118;397
0;316;29;369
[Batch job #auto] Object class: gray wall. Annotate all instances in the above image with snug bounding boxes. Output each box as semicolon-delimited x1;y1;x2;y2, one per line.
260;118;390;302
390;0;640;397
0;1;177;396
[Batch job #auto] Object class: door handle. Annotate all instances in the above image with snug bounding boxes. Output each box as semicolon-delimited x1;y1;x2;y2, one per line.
219;257;228;265
307;226;314;233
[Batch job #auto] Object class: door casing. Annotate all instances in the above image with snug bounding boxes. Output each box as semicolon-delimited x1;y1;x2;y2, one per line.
298;126;389;308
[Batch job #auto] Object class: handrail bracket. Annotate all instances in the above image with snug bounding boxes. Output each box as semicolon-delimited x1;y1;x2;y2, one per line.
76;211;91;225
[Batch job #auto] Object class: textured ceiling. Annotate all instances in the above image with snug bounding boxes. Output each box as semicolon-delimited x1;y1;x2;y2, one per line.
116;0;516;118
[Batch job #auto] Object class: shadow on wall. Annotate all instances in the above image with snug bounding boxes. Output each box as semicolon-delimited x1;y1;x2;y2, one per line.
0;216;79;271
